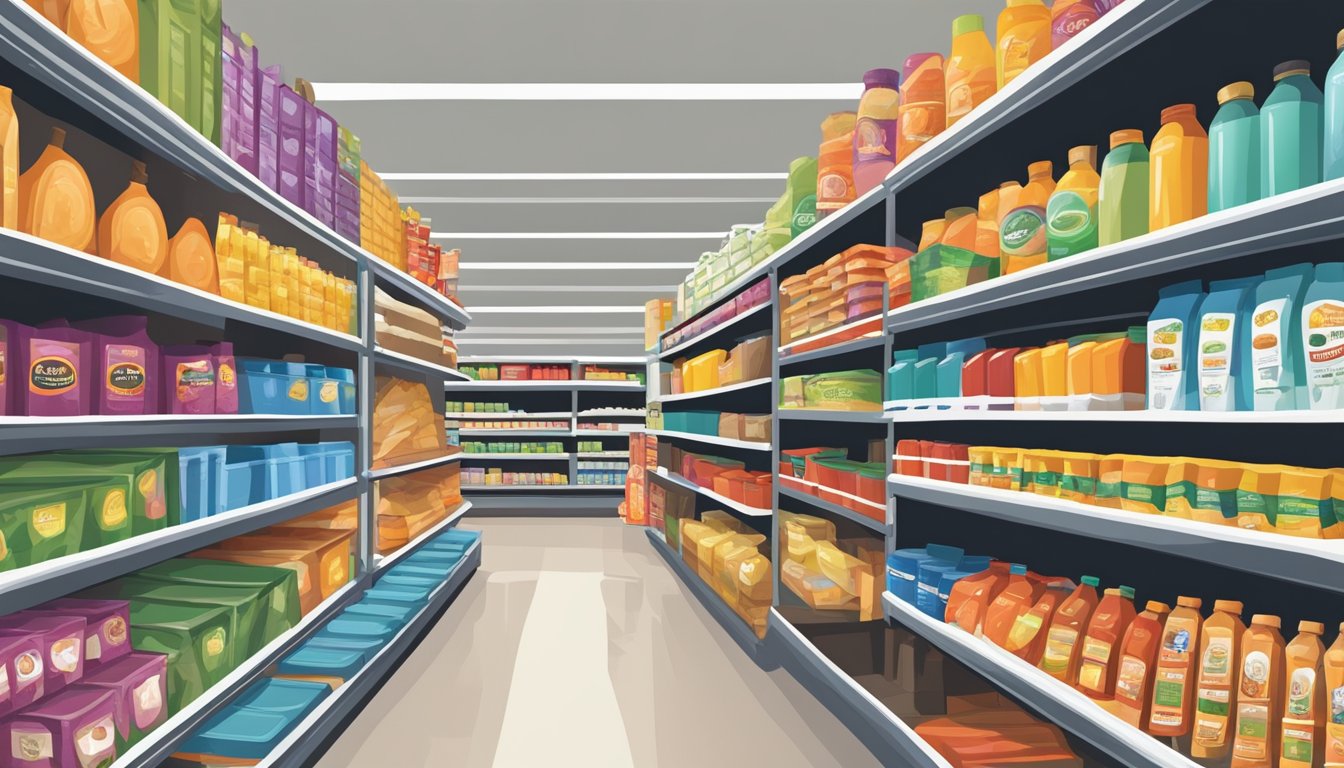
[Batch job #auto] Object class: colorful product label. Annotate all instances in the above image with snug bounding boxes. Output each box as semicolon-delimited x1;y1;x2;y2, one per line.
1052;2;1099;44
73;715;115;767
1198;312;1236;410
1303;300;1344;409
1203;636;1234;681
1148;318;1185;409
1078;636;1114;692
13;728;53;761
854;117;897;164
1235;702;1272;759
1289;668;1319;717
1116;654;1148;705
1001;206;1047;257
288;378;309;402
175;360;215;403
30;502;65;539
100;489;128;530
1152;667;1191;727
1046;190;1097;258
1252;299;1288;402
319;381;338;403
1284;721;1317;764
29;356;76;396
133;675;164;730
1327;683;1344;767
1041;627;1080;677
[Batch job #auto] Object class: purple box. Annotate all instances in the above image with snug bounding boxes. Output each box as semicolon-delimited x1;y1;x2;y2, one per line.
0;686;117;768
213;341;238;415
25;324;93;417
162;345;217;415
0;320;34;417
0;634;45;717
27;600;131;670
257;64;282;192
71;316;160;417
220;25;259;175
75;653;167;745
277;85;307;208
0;615;86;697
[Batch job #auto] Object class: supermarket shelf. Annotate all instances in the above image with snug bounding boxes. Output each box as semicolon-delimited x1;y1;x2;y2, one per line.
446;411;572;419
462;484;625;491
257;540;482;768
0;229;364;352
459;453;573;460
0;414;356;456
573;429;641;438
778;331;886;366
651;467;770;518
779;485;886;533
657;377;771;403
458;428;573;436
458;355;647;365
577;408;647;417
645;528;768;662
659;302;771;359
577;451;631;459
779;409;887;424
372;500;473;573
366;257;471;329
468;494;623;514
645;429;771;452
883;407;1344;423
0;478;359;615
768;609;953;768
374;348;471;381
368;452;462;480
888;475;1344;591
447;379;645;391
883;593;1197;768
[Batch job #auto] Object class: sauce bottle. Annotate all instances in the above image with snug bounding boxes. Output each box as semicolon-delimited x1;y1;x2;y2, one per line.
1282;620;1328;768
98;160;168;275
1322;621;1344;767
1040;575;1100;683
982;564;1042;647
1115;600;1172;729
1232;614;1287;767
1193;599;1247;759
898;53;945;163
1150;103;1208;232
1078;585;1137;699
1004;576;1072;665
946;14;996;127
996;0;1052;89
1149;595;1204;736
817;112;857;221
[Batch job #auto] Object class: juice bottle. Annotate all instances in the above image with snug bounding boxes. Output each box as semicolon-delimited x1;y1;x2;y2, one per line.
1150;103;1209;232
853;68;901;196
946;14;996;127
898;53;945;163
1051;0;1100;48
1193;600;1247;760
1099;129;1150;246
1262;60;1324;199
1233;614;1286;768
981;564;1043;648
1040;575;1100;683
1282;621;1328;768
1078;585;1136;699
975;188;1000;258
996;0;1052;90
1047;145;1100;260
817;112;857;220
66;0;139;83
1149;595;1204;736
1004;576;1073;665
1116;600;1172;729
0;86;16;230
23;0;69;25
918;219;946;251
1323;621;1344;767
1209;82;1261;213
166;217;218;293
1326;31;1344;181
947;561;1011;635
18;126;96;252
1000;160;1055;275
98;160;168;275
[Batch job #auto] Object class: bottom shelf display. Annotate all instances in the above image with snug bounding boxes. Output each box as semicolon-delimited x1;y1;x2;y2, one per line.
780;511;886;622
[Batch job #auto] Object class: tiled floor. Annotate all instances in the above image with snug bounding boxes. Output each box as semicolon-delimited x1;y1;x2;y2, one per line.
314;517;881;768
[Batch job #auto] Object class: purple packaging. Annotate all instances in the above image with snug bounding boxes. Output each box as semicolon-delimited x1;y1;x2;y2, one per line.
0;320;34;417
213;341;238;415
28;600;131;669
257;64;282;192
26;323;93;417
301;97;338;227
71;316;159;416
162;345;217;415
0;633;45;717
277;85;308;210
0;615;86;696
220;25;260;175
75;653;167;745
0;686;117;768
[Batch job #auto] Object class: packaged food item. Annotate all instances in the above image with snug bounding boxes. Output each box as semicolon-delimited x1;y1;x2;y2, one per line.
1000;161;1055;275
76;652;169;750
0;686;117;768
1047;145;1100;261
982;565;1042;648
162;344;216;415
1095;454;1125;508
946;14;996;126
31;598;131;668
1059;452;1098;503
1275;466;1337;539
1003;576;1072;665
1262;61;1324;198
1077;586;1136;699
1232;614;1286;767
127;599;233;713
853;69;901;195
1209;81;1261;213
1281;620;1327;768
213;341;238;415
1039;576;1099;683
1114;600;1171;729
1147;280;1204;410
1198;277;1260;411
133;558;299;643
1162;458;1197;519
816;112;857;220
166;218;219;294
1051;0;1100;47
1191;459;1242;526
1302;262;1344;410
73;316;158;416
0;86;17;230
944;561;1008;635
23;323;93;417
0;482;90;570
1150;103;1208;232
0;632;45;716
996;0;1052;88
1099;129;1150;246
1252;263;1313;411
0;448;178;536
897;53;945;163
1149;596;1204;736
1119;456;1168;515
98;160;168;275
0;613;86;699
1237;463;1280;532
19;127;96;252
1192;600;1246;759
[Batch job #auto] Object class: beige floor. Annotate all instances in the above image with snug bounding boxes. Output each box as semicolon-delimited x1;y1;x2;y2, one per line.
315;517;881;768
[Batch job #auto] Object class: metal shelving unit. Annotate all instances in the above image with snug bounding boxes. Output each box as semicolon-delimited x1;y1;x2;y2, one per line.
651;467;771;518
368;452;464;480
655;376;771;403
645;529;768;662
644;429;771;452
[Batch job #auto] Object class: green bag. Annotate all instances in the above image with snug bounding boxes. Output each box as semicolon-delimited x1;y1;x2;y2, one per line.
910;244;1000;302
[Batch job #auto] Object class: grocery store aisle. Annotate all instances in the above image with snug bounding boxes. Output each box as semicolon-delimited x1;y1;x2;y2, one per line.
314;517;880;768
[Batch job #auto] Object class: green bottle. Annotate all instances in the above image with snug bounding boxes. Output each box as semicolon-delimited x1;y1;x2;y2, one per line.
1098;129;1149;246
1047;145;1100;260
1208;81;1261;213
1261;60;1323;198
788;155;818;239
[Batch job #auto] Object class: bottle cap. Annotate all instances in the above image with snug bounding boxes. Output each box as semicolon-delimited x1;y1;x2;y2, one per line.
862;68;901;91
1146;601;1171;614
130;160;149;185
1010;563;1028;575
1273;60;1312;81
1177;596;1203;609
1109;129;1144;149
1104;587;1122;595
1027;160;1053;179
50;126;67;149
1300;620;1325;635
903;53;942;80
999;180;1022;191
1120;586;1135;600
1217;81;1255;105
1068;145;1098;168
1213;599;1244;614
1160;103;1198;125
952;14;984;37
1081;575;1100;587
1251;613;1281;628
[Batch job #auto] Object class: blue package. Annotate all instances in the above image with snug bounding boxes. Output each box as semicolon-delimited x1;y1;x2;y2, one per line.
361;582;434;605
277;644;367;681
322;615;399;643
885;544;964;604
886;349;919;408
1147;280;1205;410
344;600;419;625
179;678;327;759
1196;277;1261;411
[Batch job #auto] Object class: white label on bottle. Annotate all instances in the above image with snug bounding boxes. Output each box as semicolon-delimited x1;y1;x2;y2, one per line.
1198;312;1236;411
1302;299;1344;409
1252;298;1288;407
1148;317;1185;410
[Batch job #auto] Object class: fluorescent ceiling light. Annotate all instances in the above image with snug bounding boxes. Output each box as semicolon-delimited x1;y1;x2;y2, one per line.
432;232;723;240
314;82;862;102
468;306;646;314
458;262;693;270
378;172;786;181
398;196;776;204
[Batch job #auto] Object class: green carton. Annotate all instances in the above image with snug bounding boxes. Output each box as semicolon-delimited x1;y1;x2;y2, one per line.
133;559;300;642
0;450;181;535
0;482;92;570
802;370;883;410
4;476;134;551
85;576;272;661
129;600;234;713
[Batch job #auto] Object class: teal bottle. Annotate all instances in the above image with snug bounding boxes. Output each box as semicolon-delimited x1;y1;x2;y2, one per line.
1326;30;1344;180
1098;129;1149;246
1261;60;1323;198
1208;81;1260;212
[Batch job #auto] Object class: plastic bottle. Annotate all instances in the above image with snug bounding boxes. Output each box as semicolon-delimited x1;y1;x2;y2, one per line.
1149;595;1204;736
1326;31;1344;181
1150;104;1209;232
996;0;1052;90
788;155;818;238
1077;585;1136;699
1099;129;1149;246
817;112;857;221
1192;600;1247;760
1232;614;1286;767
1047;145;1100;260
1281;621;1328;768
1322;621;1344;767
975;188;1001;259
1262;60;1324;199
66;0;139;83
1051;0;1100;48
853;69;901;196
1000;160;1055;275
1302;263;1344;411
98;160;168;275
19;126;96;252
1040;575;1100;683
1115;600;1172;729
0;86;16;230
1004;577;1073;665
166;217;218;293
982;564;1044;647
1209;81;1262;213
898;54;945;163
946;14;996;127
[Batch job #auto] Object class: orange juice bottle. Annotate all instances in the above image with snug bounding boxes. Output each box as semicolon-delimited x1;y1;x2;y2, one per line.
976;188;1001;258
946;14;996;127
1282;621;1328;768
1078;585;1137;699
19;127;96;252
1150;103;1209;232
66;0;139;83
1233;614;1286;767
1193;600;1248;759
98;160;168;275
898;53;946;163
918;219;946;251
1000;160;1055;275
1150;596;1204;736
853;69;902;196
997;0;1053;89
982;564;1043;648
817;112;857;220
1047;145;1101;261
942;206;977;251
1004;576;1072;665
1116;600;1172;729
166;217;218;294
1323;622;1344;768
1040;575;1100;682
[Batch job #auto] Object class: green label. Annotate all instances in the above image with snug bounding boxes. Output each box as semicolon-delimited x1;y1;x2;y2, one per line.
1239;714;1268;739
1001;207;1046;254
1154;680;1185;707
791;194;817;238
1046;190;1097;259
1096;479;1122;499
1125;484;1155;503
1283;735;1314;762
1198;696;1231;717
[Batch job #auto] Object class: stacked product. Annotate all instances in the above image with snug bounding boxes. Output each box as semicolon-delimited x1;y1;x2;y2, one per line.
780;369;883;411
576;462;628;487
577;441;610;453
575;421;638;433
580;365;643;382
374;288;456;370
780;511;885;621
894;440;972;483
671;334;770;395
237;357;357;416
360;160;403;267
779;447;888;517
463;469;569;488
664;447;772;510
400;207;458;300
679;511;773;637
461;363;570;381
643;298;674;350
375;464;462;555
779;244;913;349
371;376;449;470
660;280;770;351
461;442;566;455
661;411;771;442
176;441;355;522
445;401;518;414
459;419;568;431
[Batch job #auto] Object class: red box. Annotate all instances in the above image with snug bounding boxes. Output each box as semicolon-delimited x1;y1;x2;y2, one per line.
500;364;530;381
895;440;923;478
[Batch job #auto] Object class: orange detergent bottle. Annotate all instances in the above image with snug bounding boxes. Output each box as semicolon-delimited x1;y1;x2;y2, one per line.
1040;575;1100;682
946;14;996;127
1323;621;1344;768
997;0;1053;89
1115;600;1172;729
19;126;95;252
1150;596;1205;736
1004;576;1073;665
1078;585;1137;699
98;160;168;274
1193;600;1248;759
817;111;857;220
1232;614;1286;767
982;564;1043;648
66;0;139;83
975;188;1001;259
1150;103;1209;232
1282;621;1328;768
0;86;16;230
166;217;218;294
1000;161;1056;275
898;53;946;163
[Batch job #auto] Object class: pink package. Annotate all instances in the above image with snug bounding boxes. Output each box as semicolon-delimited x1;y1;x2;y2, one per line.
213;341;238;414
0;686;117;768
302;99;338;227
277;85;308;209
162;344;217;414
0;633;44;717
76;653;167;745
257;64;281;192
27;599;131;669
72;316;160;416
221;24;259;175
0;320;34;417
0;615;86;695
26;323;93;417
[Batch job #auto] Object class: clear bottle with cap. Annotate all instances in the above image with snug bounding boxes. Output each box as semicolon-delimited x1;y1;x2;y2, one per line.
1000;160;1055;275
1232;614;1286;767
1209;82;1262;213
898;53;946;163
1077;585;1136;699
946;14;996;127
19;126;96;253
1282;620;1328;768
817;112;858;220
1047;145;1100;260
1040;574;1100;683
1326;30;1344;181
1262;60;1324;198
1322;621;1344;766
1099;129;1149;246
98;159;168;275
853;69;901;196
996;0;1052;89
1115;600;1172;729
1150;595;1204;736
1193;599;1247;759
1150;103;1209;232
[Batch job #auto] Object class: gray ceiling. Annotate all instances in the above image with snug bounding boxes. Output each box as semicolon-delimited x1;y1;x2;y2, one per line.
222;0;1003;356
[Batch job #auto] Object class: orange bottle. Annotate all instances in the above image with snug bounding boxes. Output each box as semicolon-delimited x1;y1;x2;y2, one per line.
996;0;1053;89
19;127;96;252
1150;596;1205;736
946;14;996;127
942;206;978;251
1192;600;1247;759
1004;576;1072;665
918;218;946;251
1322;621;1344;768
166;217;219;294
98;160;168;274
1232;614;1286;767
982;564;1043;647
1039;575;1100;682
0;86;17;230
1078;585;1137;699
1281;621;1328;768
946;561;1011;635
975;188;1001;258
1115;600;1172;729
898;53;946;163
1000;160;1056;275
65;0;139;83
22;0;69;25
817;112;857;221
1149;103;1209;232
